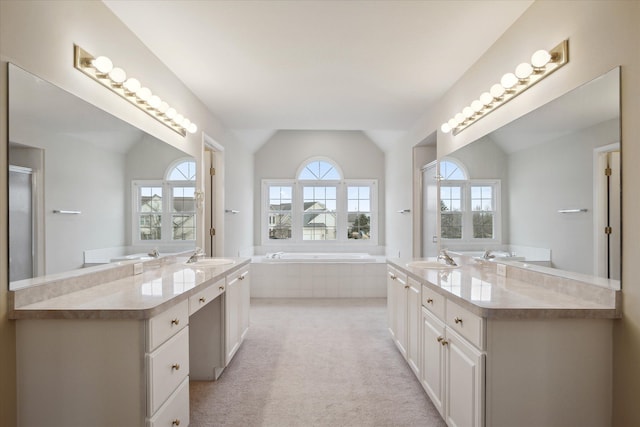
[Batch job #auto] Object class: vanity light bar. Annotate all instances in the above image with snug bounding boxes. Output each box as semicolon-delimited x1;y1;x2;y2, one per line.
441;40;569;136
73;45;198;137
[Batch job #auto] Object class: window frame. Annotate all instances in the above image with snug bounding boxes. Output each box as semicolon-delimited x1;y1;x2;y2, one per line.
440;179;501;245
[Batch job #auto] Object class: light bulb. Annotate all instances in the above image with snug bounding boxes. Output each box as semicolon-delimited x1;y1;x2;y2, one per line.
187;123;198;134
108;67;126;84
441;122;451;133
148;95;161;109
448;118;458;129
182;118;192;129
490;83;505;99
137;87;152;102
500;72;518;89
531;49;552;68
123;78;141;94
92;56;113;74
515;62;533;80
480;92;493;106
173;114;184;126
157;101;169;114
455;113;465;124
165;108;177;119
471;100;483;112
463;106;474;118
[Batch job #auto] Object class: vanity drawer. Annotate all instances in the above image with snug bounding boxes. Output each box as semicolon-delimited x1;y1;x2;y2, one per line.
147;326;189;415
445;300;485;350
147;300;189;351
189;278;225;316
147;376;189;427
227;267;249;285
387;266;407;283
422;285;445;320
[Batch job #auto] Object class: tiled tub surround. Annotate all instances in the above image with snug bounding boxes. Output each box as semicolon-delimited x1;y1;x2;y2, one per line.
387;257;620;427
251;255;387;298
10;257;251;427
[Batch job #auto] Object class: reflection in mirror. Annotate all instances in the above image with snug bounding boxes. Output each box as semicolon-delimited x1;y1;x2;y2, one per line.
8;64;196;289
441;68;620;280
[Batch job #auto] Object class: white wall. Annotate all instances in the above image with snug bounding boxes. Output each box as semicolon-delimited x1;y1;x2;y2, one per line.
384;2;640;424
253;130;385;251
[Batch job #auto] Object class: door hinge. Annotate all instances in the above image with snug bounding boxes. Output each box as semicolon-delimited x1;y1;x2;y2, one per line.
210;167;216;176
605;167;612;176
605;226;613;235
210;228;216;237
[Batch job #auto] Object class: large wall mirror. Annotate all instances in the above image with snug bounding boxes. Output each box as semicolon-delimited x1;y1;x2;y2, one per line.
8;64;196;289
440;67;620;282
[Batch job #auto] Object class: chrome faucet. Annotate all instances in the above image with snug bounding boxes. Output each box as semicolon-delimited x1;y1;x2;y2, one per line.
482;249;495;260
437;250;458;266
186;247;205;264
148;248;160;258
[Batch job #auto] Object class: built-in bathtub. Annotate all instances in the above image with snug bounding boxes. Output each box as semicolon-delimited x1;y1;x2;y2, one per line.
251;252;387;298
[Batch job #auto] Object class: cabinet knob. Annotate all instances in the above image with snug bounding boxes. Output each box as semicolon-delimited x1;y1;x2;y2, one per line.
171;363;180;371
219;286;225;291
427;298;434;304
441;340;449;346
172;419;181;426
390;274;397;280
239;275;245;280
454;317;463;325
171;318;180;326
199;297;206;303
404;285;410;289
437;336;444;343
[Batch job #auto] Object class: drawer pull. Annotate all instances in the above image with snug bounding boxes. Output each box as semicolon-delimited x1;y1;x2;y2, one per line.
199;297;206;303
219;286;225;291
454;317;463;325
390;274;397;280
426;298;434;304
172;419;181;426
404;285;410;289
441;339;449;346
239;274;246;280
171;363;181;371
171;318;180;326
437;336;444;343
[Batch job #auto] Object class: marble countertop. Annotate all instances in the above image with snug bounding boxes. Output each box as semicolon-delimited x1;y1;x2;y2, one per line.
10;258;250;320
388;258;620;319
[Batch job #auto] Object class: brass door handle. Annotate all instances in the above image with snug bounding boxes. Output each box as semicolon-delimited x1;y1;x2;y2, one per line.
454;317;463;325
171;318;180;326
437;336;444;342
171;363;180;371
427;298;434;304
172;419;181;426
441;339;449;346
239;275;245;280
390;274;397;280
219;286;225;291
199;297;206;303
404;285;410;289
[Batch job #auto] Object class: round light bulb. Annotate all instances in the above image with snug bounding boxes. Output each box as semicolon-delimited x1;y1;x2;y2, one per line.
531;49;552;68
165;107;177;119
187;123;198;134
490;83;506;98
137;87;152;102
515;62;533;80
454;112;465;124
500;72;518;89
448;118;458;128
108;67;126;84
92;56;113;74
123;78;141;94
441;122;451;133
157;101;170;114
471;100;483;112
479;92;493;106
182;118;192;129
148;95;161;109
173;114;184;126
463;106;474;118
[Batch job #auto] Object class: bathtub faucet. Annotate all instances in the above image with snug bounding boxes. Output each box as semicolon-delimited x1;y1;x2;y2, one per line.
186;247;205;264
148;248;160;258
437;250;458;267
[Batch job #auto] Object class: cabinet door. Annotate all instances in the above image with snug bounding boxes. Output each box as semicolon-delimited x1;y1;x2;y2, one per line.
225;274;241;365
239;270;250;341
421;308;445;417
393;273;408;357
387;269;397;338
445;329;485;427
406;277;421;375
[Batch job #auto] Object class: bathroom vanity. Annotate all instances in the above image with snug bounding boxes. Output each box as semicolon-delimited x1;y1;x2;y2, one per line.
387;257;620;427
9;256;251;427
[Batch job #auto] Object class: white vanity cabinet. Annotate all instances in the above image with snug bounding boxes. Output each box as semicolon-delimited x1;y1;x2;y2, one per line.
387;267;421;376
225;267;250;365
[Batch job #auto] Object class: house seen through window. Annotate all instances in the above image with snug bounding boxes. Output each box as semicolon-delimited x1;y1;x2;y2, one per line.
264;158;376;244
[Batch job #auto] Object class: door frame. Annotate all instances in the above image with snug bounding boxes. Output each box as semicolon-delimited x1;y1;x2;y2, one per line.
593;142;620;279
203;134;225;257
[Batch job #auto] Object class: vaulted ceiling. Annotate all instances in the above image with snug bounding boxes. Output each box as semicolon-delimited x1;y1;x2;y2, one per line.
103;0;533;151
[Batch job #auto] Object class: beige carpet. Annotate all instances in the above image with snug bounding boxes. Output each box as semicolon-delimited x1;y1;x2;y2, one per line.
190;298;447;427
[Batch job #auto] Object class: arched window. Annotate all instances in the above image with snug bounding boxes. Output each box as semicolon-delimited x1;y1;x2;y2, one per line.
133;158;196;243
439;158;468;180
263;157;376;244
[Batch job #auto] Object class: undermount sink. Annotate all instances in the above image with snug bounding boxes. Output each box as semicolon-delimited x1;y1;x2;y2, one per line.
188;258;235;267
406;260;458;270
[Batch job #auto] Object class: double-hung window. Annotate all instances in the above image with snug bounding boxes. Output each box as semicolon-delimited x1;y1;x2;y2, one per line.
440;159;500;244
133;159;196;244
262;159;377;245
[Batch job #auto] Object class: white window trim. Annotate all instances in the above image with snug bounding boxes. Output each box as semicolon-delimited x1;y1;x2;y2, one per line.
261;178;378;247
132;179;197;245
440;179;501;245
